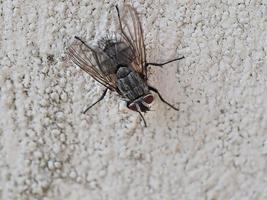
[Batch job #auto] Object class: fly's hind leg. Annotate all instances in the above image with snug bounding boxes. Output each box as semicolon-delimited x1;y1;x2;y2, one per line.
74;36;92;49
115;5;123;32
148;86;179;111
83;88;108;114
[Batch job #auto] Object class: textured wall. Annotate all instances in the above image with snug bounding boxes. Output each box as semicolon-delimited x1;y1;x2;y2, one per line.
1;0;267;199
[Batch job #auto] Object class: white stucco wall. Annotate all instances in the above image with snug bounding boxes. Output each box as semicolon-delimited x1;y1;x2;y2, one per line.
1;0;267;199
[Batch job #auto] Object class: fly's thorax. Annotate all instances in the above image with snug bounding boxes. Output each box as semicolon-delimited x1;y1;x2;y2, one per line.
116;65;149;101
116;64;131;78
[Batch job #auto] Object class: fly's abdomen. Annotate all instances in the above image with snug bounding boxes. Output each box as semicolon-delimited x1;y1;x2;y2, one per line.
117;66;149;100
98;38;135;75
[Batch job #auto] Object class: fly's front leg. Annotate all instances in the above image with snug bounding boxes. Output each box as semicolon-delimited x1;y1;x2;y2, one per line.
145;56;185;68
83;88;108;114
148;86;179;111
137;111;147;127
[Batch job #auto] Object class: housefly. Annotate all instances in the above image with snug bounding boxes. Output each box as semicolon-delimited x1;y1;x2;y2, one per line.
67;5;184;127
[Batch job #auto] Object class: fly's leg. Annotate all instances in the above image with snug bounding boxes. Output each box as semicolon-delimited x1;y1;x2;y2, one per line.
83;88;108;114
115;5;124;34
145;56;185;67
74;36;92;49
148;86;179;111
138;111;147;127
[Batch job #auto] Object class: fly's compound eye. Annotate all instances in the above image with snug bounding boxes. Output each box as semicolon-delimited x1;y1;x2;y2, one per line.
143;94;154;104
128;102;139;112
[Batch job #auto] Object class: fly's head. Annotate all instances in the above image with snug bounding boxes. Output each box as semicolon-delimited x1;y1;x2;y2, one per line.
127;94;154;113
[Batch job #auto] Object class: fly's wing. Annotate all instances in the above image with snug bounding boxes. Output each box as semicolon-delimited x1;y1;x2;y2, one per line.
117;5;147;78
67;38;117;91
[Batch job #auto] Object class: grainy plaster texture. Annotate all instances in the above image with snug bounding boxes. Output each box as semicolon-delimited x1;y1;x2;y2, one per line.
1;0;267;199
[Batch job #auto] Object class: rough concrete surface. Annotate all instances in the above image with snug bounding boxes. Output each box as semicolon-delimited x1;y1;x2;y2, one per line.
1;0;267;199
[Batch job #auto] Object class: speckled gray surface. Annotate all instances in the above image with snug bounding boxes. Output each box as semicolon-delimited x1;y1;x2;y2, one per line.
1;0;267;199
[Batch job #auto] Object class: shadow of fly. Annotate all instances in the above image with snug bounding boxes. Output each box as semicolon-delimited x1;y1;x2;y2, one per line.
67;4;184;127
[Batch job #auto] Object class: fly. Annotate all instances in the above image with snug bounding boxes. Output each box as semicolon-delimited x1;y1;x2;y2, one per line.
67;5;184;127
